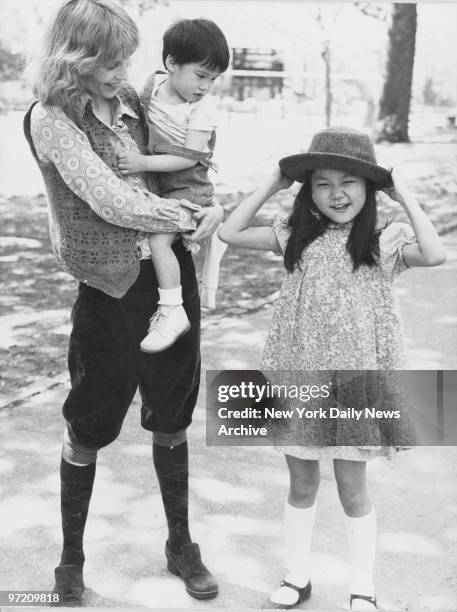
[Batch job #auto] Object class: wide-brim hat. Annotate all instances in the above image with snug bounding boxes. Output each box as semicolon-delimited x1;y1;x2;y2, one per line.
279;126;392;189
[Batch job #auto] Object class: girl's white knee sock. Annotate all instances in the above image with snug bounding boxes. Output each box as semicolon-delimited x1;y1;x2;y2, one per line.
344;507;376;596
284;500;316;586
270;500;316;605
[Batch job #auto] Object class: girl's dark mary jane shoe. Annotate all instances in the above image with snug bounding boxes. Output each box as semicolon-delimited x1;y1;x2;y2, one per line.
271;579;312;609
350;594;377;610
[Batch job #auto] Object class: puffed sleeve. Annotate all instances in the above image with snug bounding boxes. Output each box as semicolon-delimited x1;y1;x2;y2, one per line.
30;102;196;233
272;216;291;255
379;221;417;279
188;95;218;132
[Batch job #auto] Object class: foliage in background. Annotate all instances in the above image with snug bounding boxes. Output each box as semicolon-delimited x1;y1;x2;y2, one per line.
0;43;24;81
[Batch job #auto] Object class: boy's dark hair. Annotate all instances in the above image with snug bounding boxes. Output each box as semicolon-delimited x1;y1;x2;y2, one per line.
284;172;381;273
162;18;230;73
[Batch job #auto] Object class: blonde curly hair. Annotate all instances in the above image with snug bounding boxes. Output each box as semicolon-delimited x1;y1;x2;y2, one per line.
33;0;139;114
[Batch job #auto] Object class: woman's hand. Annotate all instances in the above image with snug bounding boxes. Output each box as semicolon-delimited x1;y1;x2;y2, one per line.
118;151;148;175
188;202;224;242
382;167;411;206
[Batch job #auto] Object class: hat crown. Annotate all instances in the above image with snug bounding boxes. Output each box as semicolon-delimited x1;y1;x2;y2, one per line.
308;127;377;166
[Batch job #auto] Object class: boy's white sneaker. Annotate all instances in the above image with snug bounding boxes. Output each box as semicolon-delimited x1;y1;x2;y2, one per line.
140;306;190;353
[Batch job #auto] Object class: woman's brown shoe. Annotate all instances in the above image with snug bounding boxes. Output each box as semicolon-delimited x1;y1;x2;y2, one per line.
52;564;84;607
165;542;218;600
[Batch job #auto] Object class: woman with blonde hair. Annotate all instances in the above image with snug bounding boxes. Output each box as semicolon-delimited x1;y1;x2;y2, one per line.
24;0;222;604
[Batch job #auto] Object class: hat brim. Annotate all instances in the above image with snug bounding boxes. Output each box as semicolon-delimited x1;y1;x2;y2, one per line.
279;153;392;190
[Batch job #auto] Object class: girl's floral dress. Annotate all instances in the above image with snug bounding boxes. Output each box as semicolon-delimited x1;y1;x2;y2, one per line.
260;220;417;460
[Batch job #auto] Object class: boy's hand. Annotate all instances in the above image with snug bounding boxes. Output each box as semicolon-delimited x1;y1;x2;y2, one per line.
382;167;411;205
118;151;147;175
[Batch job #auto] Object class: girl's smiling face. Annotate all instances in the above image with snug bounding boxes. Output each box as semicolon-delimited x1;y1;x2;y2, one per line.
311;169;367;224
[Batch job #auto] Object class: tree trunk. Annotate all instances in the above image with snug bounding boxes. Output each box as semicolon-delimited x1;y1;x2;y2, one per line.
322;44;332;127
377;4;417;142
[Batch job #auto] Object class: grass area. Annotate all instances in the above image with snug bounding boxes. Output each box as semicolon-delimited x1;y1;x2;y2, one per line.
0;192;287;400
0;195;74;394
1;135;456;401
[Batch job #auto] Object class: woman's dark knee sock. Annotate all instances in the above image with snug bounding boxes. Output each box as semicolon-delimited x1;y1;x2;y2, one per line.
59;457;96;568
153;441;191;554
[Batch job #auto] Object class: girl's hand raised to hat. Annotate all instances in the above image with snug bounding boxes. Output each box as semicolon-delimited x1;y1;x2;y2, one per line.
382;165;446;267
268;165;294;194
382;166;411;206
218;165;294;251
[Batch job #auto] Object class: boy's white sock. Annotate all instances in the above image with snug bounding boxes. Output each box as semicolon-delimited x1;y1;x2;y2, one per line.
158;286;183;306
344;507;376;596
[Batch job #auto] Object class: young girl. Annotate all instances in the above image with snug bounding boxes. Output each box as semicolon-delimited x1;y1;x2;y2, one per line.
218;126;446;611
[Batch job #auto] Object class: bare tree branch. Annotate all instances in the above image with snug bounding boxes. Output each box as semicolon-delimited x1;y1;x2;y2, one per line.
354;3;387;22
117;0;168;15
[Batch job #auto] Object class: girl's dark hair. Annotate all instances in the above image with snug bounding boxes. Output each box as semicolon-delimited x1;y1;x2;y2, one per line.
162;18;230;73
284;172;380;273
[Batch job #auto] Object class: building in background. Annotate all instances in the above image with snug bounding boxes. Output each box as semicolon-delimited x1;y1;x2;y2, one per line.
0;0;456;123
231;48;284;101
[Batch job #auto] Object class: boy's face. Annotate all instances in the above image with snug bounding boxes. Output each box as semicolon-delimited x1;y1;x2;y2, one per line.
166;57;221;103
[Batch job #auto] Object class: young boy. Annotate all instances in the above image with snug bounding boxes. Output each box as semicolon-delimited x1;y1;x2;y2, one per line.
118;18;230;352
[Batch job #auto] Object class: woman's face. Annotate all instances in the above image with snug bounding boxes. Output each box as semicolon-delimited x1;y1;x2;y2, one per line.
85;56;131;102
311;168;367;224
